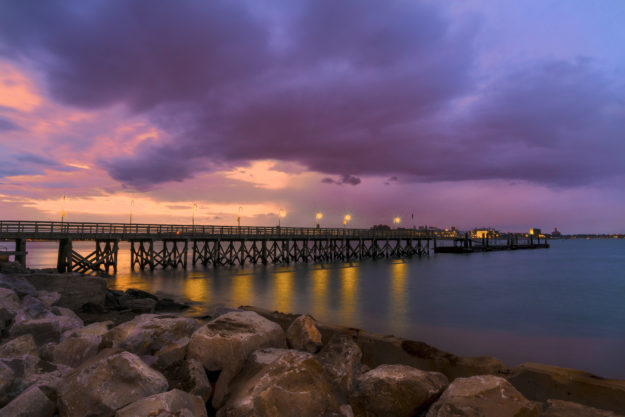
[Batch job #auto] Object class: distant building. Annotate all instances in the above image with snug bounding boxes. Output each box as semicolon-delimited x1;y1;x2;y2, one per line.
551;227;562;237
529;228;542;236
472;228;499;238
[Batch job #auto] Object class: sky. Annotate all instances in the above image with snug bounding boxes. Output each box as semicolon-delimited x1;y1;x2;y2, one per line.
0;0;623;233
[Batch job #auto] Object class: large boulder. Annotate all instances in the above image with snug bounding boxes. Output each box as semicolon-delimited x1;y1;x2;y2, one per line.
102;314;199;356
0;287;20;330
21;273;107;310
0;334;38;358
115;389;207;417
187;311;286;408
57;351;169;417
154;337;190;370
0;385;56;417
9;304;83;345
217;350;338;417
61;321;112;341
507;362;625;414
286;314;322;353
316;334;363;398
352;364;448;417
0;274;37;298
53;334;101;368
0;354;68;406
542;399;625;417
426;375;539;417
162;358;212;402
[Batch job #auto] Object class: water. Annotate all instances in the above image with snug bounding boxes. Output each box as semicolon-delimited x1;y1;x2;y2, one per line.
3;239;625;379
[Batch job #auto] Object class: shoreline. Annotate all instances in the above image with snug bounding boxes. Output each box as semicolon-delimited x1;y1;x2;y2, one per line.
1;263;625;416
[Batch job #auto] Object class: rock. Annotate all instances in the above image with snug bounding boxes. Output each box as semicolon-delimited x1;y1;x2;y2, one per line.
61;320;112;341
0;354;66;405
217;350;338;417
0;386;56;417
316;334;363;398
155;297;190;312
187;311;287;408
0;334;38;358
119;296;157;314
53;334;101;368
125;288;159;300
286;314;322;353
162;358;212;403
0;274;37;298
21;273;107;310
542;399;625;417
37;291;61;308
38;343;56;362
154;337;190;370
103;314;199;356
426;375;539;417
0;288;20;327
351;364;448;417
9;305;83;345
507;362;625;414
115;389;207;417
0;362;15;406
57;351;169;417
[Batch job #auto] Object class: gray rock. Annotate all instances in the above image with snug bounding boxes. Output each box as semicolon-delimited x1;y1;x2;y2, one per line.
154;337;190;370
0;334;38;358
9;306;83;345
162;358;212;403
57;351;169;417
507;362;625;415
542;399;625;417
426;375;539;417
317;334;363;398
286;314;322;353
61;320;112;341
119;296;157;314
0;288;20;328
187;310;286;409
352;364;448;417
0;354;66;405
0;386;56;417
0;361;15;406
217;350;338;417
53;334;101;368
115;389;207;417
21;273;107;310
36;291;61;308
0;274;37;298
102;314;199;356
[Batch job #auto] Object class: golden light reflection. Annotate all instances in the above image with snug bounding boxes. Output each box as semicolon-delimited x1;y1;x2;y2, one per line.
310;267;329;317
112;273;151;292
340;266;359;324
183;277;210;305
273;271;294;313
390;261;408;332
231;274;253;306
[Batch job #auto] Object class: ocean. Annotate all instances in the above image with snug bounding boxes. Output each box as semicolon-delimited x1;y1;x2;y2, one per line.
3;238;624;379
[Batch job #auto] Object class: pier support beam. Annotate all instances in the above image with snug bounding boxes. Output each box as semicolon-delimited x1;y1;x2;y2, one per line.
57;238;72;273
14;238;26;266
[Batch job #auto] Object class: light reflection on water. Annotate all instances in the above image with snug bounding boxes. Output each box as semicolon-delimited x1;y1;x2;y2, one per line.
5;239;625;379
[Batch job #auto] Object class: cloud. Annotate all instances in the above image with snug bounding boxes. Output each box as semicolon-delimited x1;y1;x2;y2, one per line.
0;0;623;190
0;116;21;131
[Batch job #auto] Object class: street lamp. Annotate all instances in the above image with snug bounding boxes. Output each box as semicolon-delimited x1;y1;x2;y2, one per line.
393;216;401;227
238;206;242;227
315;211;323;228
130;200;134;225
343;213;351;228
61;195;66;223
192;203;198;227
278;209;286;227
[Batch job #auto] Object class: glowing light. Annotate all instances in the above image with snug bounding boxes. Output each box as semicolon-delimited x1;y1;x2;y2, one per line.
393;216;401;225
343;213;351;227
278;208;286;227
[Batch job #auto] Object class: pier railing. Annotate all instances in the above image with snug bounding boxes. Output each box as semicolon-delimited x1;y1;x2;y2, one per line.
0;220;441;240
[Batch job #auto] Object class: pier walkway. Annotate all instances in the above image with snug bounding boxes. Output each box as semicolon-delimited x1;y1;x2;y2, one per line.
0;221;547;273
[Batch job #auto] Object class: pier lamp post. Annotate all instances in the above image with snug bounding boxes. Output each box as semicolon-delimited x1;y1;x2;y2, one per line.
278;209;286;227
238;206;242;227
343;213;351;229
192;203;198;228
130;200;134;225
61;195;66;223
393;216;401;228
315;212;323;228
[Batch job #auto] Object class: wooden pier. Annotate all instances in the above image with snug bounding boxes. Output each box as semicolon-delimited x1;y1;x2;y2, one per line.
433;232;549;253
0;221;548;274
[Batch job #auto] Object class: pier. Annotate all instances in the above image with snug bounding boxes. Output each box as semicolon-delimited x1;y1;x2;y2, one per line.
0;221;548;274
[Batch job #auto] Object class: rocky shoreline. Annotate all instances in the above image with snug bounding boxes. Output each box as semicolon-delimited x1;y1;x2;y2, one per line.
1;262;624;416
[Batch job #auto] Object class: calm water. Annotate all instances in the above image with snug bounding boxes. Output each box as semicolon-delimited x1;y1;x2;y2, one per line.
3;239;625;379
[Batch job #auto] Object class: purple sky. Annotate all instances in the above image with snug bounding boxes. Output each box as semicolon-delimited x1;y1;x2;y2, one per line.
0;0;623;233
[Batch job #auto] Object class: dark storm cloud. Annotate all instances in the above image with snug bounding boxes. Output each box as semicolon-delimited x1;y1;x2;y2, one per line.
1;0;623;188
321;175;362;186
